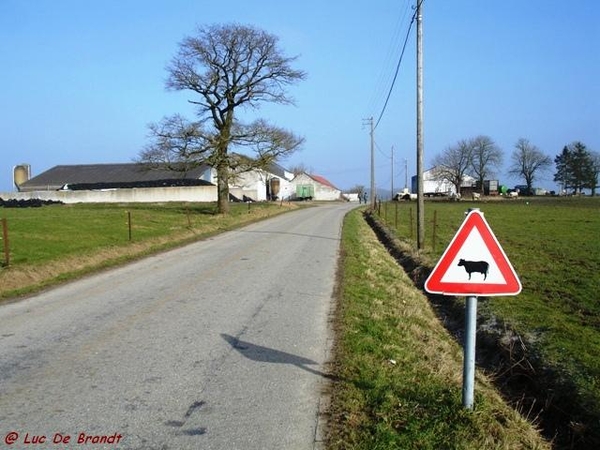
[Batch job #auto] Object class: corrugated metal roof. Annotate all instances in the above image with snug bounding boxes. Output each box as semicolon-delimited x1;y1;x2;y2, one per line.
19;163;210;191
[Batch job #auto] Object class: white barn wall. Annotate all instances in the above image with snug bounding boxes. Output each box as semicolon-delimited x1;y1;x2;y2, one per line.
314;184;341;201
230;170;294;201
1;186;217;204
231;171;267;201
411;168;476;195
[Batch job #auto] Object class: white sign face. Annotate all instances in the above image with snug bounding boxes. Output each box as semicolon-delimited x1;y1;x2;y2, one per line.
439;227;507;285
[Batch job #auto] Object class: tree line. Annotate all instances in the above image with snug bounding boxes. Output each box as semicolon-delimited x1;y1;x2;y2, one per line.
432;136;599;196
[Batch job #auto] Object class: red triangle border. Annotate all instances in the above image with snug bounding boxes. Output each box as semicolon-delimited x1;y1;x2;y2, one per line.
424;210;522;296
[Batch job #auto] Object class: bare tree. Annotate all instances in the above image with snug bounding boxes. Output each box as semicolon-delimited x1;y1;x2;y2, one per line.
288;163;313;176
470;135;503;194
140;23;306;214
508;138;552;194
139;114;211;173
347;184;365;195
431;139;473;196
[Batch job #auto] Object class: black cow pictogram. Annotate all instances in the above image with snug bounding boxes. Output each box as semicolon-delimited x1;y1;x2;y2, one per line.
458;259;489;280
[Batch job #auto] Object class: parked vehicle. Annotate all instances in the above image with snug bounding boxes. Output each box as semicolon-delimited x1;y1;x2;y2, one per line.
393;188;417;201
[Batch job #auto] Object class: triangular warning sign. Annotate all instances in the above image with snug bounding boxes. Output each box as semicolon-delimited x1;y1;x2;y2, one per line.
424;210;521;296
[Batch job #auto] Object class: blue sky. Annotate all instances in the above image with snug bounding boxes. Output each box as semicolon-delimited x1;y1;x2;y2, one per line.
1;0;598;193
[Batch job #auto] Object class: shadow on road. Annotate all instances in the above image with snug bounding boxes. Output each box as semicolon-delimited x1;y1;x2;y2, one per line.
220;333;333;379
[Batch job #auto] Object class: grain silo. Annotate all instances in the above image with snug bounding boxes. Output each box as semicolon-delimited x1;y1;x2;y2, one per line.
13;164;31;190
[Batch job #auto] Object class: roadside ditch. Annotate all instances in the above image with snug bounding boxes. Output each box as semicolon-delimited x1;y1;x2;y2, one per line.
364;210;598;450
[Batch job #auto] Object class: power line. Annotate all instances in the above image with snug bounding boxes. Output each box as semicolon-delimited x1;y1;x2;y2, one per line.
368;2;412;115
374;141;389;159
374;0;425;130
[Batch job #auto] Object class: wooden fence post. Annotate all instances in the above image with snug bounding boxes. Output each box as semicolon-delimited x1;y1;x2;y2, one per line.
432;210;438;252
127;211;132;242
2;218;9;267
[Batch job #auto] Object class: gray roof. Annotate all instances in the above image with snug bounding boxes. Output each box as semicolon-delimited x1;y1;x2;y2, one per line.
18;163;211;192
267;162;290;180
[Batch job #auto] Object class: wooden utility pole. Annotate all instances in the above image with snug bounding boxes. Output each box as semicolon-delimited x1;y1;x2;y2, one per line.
391;145;394;199
369;117;375;207
416;0;425;249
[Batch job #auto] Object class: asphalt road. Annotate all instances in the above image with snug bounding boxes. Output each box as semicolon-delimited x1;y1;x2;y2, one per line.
0;202;358;450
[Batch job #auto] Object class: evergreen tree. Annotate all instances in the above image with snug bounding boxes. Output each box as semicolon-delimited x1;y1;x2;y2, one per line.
590;152;600;196
554;142;595;194
553;146;572;193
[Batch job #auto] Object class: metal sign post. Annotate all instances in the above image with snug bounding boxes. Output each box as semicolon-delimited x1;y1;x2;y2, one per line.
462;295;477;409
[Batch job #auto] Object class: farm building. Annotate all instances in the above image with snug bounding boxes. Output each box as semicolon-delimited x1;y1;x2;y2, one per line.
10;163;216;203
228;162;295;201
290;173;341;201
6;162;339;203
16;163;214;192
411;166;476;196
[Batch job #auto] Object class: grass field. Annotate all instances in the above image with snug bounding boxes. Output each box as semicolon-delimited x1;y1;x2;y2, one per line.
372;196;600;448
327;207;549;449
0;201;301;298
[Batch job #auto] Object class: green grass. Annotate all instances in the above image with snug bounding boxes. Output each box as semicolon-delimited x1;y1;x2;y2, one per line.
0;201;301;298
374;196;600;447
328;208;549;449
2;203;261;264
